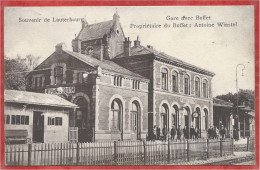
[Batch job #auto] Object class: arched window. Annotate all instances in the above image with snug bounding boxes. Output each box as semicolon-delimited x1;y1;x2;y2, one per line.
184;74;190;95
172;71;178;92
161;68;168;90
85;46;94;55
161;104;169;131
203;79;208;98
54;66;63;85
111;99;122;131
130;102;139;131
195;77;200;97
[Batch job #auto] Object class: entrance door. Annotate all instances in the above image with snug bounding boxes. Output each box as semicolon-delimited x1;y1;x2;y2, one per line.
33;111;44;143
75;97;91;142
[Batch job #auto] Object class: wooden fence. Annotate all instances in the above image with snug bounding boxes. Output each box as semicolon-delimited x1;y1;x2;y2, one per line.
247;137;255;152
5;138;234;166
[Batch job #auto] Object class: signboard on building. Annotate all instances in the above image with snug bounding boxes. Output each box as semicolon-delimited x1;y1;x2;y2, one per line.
45;87;75;95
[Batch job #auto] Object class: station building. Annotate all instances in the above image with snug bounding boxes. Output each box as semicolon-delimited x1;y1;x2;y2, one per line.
26;12;215;141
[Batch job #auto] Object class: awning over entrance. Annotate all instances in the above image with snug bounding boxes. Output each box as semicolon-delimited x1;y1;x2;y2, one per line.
213;98;233;108
4;90;78;108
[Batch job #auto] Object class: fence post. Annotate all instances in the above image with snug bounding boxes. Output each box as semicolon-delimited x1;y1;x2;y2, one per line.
28;143;32;166
247;137;249;151
220;139;222;157
167;138;170;163
143;140;147;165
76;142;79;165
60;143;63;165
207;139;209;159
231;138;234;155
114;141;118;165
187;140;190;162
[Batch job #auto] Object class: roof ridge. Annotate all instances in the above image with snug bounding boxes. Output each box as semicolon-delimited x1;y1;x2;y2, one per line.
64;50;148;80
86;20;113;27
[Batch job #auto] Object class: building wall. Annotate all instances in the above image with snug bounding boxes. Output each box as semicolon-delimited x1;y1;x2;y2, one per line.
153;60;213;138
95;72;149;141
4;103;70;143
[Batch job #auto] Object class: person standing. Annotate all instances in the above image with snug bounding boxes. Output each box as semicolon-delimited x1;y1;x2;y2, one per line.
194;127;199;140
177;125;181;141
220;125;226;139
183;126;188;140
171;125;176;141
156;126;160;140
190;125;195;140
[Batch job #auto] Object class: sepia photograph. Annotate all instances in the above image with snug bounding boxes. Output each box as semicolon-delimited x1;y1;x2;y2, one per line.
1;4;258;168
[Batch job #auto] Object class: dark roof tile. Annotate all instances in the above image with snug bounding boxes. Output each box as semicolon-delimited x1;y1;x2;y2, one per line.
77;20;114;41
64;50;147;80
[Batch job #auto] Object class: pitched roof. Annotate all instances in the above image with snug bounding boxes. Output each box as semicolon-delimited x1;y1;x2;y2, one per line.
4;90;78;108
77;20;114;41
115;45;215;77
64;50;148;80
213;98;233;108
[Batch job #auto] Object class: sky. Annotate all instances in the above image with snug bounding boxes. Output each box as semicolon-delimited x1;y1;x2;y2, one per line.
4;6;255;97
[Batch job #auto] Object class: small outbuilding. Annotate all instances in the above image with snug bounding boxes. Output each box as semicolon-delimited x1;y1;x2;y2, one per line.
4;90;78;144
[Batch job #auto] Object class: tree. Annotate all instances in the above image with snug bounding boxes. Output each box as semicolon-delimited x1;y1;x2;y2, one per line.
4;55;41;90
216;89;255;110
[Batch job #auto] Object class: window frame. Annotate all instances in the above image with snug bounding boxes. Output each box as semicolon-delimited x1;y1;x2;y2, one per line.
161;68;168;90
111;99;122;131
195;77;200;97
184;74;190;95
172;71;178;92
54;66;63;85
203;79;208;98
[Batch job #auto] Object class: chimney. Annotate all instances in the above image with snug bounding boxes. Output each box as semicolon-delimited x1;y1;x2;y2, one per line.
55;43;64;54
134;36;141;46
72;39;81;53
124;37;131;57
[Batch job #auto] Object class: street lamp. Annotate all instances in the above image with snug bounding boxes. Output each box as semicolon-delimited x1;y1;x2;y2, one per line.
236;64;245;140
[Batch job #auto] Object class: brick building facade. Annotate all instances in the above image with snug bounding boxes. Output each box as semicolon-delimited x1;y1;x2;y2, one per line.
26;12;215;141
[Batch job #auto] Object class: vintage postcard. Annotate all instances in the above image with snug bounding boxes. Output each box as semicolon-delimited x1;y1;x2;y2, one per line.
0;1;259;169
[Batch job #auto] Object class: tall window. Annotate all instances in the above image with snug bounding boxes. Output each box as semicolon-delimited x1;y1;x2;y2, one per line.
131;102;139;131
203;79;208;98
184;74;190;95
77;72;84;83
204;109;208;130
161;68;168;90
161;104;169;131
114;76;122;87
132;80;140;89
54;66;63;85
4;115;10;124
111;99;122;131
195;77;200;97
172;71;178;92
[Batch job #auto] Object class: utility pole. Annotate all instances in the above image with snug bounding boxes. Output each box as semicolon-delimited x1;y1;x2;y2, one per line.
236;64;245;140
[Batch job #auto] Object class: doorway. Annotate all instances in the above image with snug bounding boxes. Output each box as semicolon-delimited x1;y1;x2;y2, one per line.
75;97;91;142
33;111;44;143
